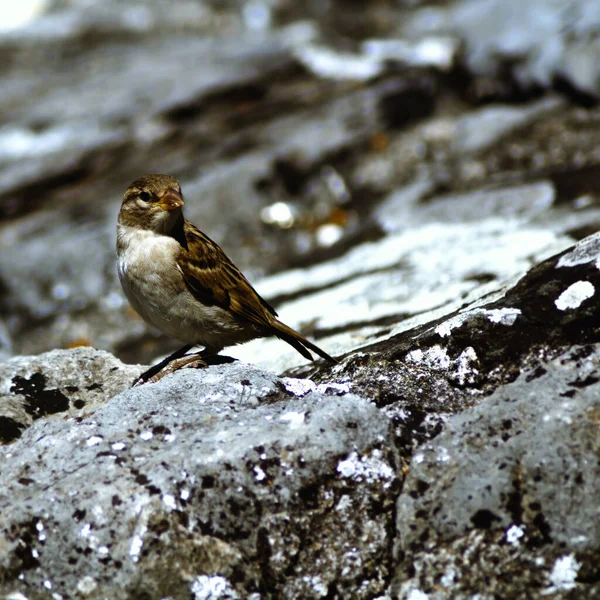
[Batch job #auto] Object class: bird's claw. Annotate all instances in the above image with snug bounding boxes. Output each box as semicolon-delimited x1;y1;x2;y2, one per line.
132;354;208;386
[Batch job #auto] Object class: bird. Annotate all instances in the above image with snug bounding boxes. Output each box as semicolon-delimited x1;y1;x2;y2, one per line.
117;174;337;384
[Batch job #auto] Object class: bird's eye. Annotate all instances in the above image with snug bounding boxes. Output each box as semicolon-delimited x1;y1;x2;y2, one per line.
138;191;151;202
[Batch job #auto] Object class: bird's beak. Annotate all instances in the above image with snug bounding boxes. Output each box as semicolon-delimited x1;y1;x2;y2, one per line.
158;189;184;212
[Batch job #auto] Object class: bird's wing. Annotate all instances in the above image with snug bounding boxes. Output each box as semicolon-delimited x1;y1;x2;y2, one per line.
177;221;278;328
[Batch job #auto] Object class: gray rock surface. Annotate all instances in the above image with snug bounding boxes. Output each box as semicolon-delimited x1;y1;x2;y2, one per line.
389;347;600;599
0;363;397;599
0;347;142;444
397;342;600;549
403;0;600;97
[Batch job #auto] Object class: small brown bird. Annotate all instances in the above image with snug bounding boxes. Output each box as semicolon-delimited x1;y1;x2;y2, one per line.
117;174;336;384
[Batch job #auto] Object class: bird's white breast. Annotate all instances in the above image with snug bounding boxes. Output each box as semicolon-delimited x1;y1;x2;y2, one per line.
117;224;187;333
117;225;179;280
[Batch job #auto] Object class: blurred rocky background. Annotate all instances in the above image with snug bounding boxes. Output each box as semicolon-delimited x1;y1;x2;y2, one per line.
1;0;600;599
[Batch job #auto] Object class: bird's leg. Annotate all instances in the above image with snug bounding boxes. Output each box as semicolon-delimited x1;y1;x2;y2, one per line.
144;353;210;385
197;346;219;359
133;346;237;386
133;344;193;387
143;346;239;384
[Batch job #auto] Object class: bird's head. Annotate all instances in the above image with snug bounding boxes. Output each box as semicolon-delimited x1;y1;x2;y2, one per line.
119;174;184;233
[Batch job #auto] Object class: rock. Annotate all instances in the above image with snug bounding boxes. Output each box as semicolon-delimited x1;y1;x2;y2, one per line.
403;0;600;98
392;529;593;599
0;362;398;599
397;342;600;552
3;233;600;598
0;347;142;444
391;344;600;599
231;194;573;372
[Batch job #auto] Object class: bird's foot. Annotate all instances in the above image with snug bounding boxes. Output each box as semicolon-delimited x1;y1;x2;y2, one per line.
134;353;208;386
144;355;208;385
132;351;237;386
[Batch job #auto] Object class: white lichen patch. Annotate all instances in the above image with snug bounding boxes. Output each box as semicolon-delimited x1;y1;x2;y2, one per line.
340;548;362;577
506;524;524;545
336;450;395;488
406;345;451;369
129;534;144;561
111;442;126;451
86;435;103;447
435;314;471;337
162;494;176;510
407;344;479;384
554;281;594;311
139;430;153;441
440;566;457;587
436;446;450;463
37;520;46;542
5;593;29;600
92;505;104;520
406;589;430;600
280;411;305;427
435;307;521;337
545;554;581;593
337;455;358;477
281;377;316;397
253;466;266;481
316;381;351;395
484;307;521;325
294;44;383;81
570;534;588;546
336;494;353;511
302;575;329;597
191;575;239;600
449;347;479;386
363;36;458;71
76;575;97;595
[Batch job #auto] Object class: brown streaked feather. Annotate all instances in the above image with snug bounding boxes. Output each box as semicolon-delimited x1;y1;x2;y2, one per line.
177;221;278;331
177;221;337;362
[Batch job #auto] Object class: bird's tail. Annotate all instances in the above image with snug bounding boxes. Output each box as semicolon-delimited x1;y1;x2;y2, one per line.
272;319;337;363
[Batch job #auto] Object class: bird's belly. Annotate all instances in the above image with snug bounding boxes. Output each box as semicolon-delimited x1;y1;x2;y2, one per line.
118;247;254;348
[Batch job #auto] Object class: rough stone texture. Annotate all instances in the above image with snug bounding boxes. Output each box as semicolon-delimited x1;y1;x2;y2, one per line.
0;363;398;599
397;343;600;549
393;529;597;600
389;353;600;600
0;347;143;444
